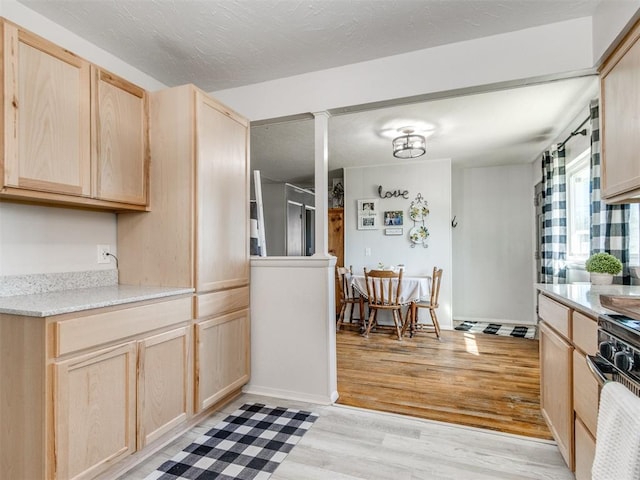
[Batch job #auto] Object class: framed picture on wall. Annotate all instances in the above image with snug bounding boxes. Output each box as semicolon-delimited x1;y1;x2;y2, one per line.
357;199;378;215
357;214;378;230
384;210;404;226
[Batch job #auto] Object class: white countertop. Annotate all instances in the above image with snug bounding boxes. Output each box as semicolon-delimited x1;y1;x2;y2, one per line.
0;284;194;317
536;283;640;316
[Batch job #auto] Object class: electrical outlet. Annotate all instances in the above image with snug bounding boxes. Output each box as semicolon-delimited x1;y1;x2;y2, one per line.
365;247;371;256
97;244;111;264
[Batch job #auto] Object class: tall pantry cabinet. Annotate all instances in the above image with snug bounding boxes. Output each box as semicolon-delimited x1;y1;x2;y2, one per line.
118;84;250;412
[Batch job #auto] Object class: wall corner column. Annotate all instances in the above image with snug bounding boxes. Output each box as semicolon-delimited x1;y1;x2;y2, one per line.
313;111;330;257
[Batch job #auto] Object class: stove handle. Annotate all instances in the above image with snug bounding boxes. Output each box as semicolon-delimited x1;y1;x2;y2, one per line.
586;354;608;386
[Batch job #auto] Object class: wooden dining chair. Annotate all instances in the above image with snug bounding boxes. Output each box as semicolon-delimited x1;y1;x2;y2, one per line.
336;266;366;331
402;266;443;340
363;268;404;340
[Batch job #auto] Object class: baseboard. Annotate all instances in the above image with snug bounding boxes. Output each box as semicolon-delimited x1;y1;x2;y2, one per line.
242;384;337;405
454;316;537;326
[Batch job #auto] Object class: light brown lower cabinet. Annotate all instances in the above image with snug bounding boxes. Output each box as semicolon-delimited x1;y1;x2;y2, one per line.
0;295;205;480
539;320;573;468
538;292;601;475
56;326;193;480
137;326;193;448
54;342;138;480
196;309;250;412
574;417;596;480
572;341;599;479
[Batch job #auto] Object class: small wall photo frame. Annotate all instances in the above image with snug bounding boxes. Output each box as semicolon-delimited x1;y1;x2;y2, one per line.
357;199;378;215
385;227;403;236
358;214;378;230
384;210;404;226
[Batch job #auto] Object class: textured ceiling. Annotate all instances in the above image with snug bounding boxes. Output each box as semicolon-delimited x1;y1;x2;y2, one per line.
19;0;602;91
18;0;603;182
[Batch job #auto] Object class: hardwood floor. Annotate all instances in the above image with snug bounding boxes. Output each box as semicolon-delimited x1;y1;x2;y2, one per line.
119;393;571;480
336;325;552;440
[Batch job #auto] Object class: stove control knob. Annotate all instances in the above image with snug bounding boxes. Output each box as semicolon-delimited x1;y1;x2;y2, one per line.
614;350;635;372
600;341;617;360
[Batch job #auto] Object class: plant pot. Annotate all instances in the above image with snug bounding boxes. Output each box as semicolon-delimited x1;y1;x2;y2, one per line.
590;272;614;285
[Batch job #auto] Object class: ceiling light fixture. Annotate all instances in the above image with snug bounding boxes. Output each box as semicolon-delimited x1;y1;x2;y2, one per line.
392;129;426;159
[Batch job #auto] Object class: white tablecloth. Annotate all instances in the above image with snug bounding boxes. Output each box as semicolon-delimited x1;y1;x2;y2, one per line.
351;274;431;306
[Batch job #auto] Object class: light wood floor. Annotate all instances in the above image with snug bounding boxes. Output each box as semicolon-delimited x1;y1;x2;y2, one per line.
119;393;571;480
336;324;552;440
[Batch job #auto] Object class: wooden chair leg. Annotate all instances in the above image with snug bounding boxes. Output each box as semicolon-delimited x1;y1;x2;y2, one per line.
391;310;402;340
358;297;365;325
364;310;377;337
401;304;412;337
336;304;346;331
410;303;417;338
430;308;441;339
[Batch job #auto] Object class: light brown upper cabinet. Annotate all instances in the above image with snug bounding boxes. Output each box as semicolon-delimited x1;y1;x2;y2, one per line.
600;19;640;203
0;19;148;211
117;84;250;292
93;68;148;206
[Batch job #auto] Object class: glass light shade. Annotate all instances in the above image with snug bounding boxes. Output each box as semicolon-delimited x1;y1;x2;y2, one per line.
392;134;426;158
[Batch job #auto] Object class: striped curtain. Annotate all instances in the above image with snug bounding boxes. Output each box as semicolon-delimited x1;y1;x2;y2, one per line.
541;144;567;283
589;99;631;284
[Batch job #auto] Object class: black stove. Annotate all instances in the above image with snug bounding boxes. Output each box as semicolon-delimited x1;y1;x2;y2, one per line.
589;312;640;395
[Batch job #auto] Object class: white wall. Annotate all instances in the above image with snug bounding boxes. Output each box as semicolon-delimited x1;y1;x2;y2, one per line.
246;257;337;404
593;0;640;64
0;203;117;275
0;1;166;277
344;158;453;329
452;164;536;324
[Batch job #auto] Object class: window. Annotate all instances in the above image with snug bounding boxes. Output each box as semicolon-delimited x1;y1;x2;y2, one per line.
566;148;640;266
566;149;590;261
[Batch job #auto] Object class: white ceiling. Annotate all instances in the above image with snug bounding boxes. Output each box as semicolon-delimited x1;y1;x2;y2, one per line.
252;76;598;183
18;0;603;182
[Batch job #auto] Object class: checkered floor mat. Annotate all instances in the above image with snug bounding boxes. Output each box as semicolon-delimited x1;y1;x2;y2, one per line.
454;321;537;339
145;403;318;480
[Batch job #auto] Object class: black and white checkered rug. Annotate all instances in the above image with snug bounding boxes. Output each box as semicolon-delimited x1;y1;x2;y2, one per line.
454;321;536;339
145;403;318;480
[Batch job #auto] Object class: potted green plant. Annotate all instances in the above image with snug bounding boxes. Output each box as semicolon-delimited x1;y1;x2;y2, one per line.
585;252;623;284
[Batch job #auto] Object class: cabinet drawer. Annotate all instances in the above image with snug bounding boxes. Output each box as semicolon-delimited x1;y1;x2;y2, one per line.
538;294;571;339
197;286;249;319
573;349;600;436
54;296;193;356
573;311;598;355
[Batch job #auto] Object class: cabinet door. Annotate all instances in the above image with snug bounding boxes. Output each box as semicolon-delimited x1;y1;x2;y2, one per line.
3;22;91;196
196;93;249;292
195;309;250;411
137;326;192;448
93;68;148;205
54;342;136;480
573;349;600;436
540;321;573;469
575;417;596;480
600;24;640;201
